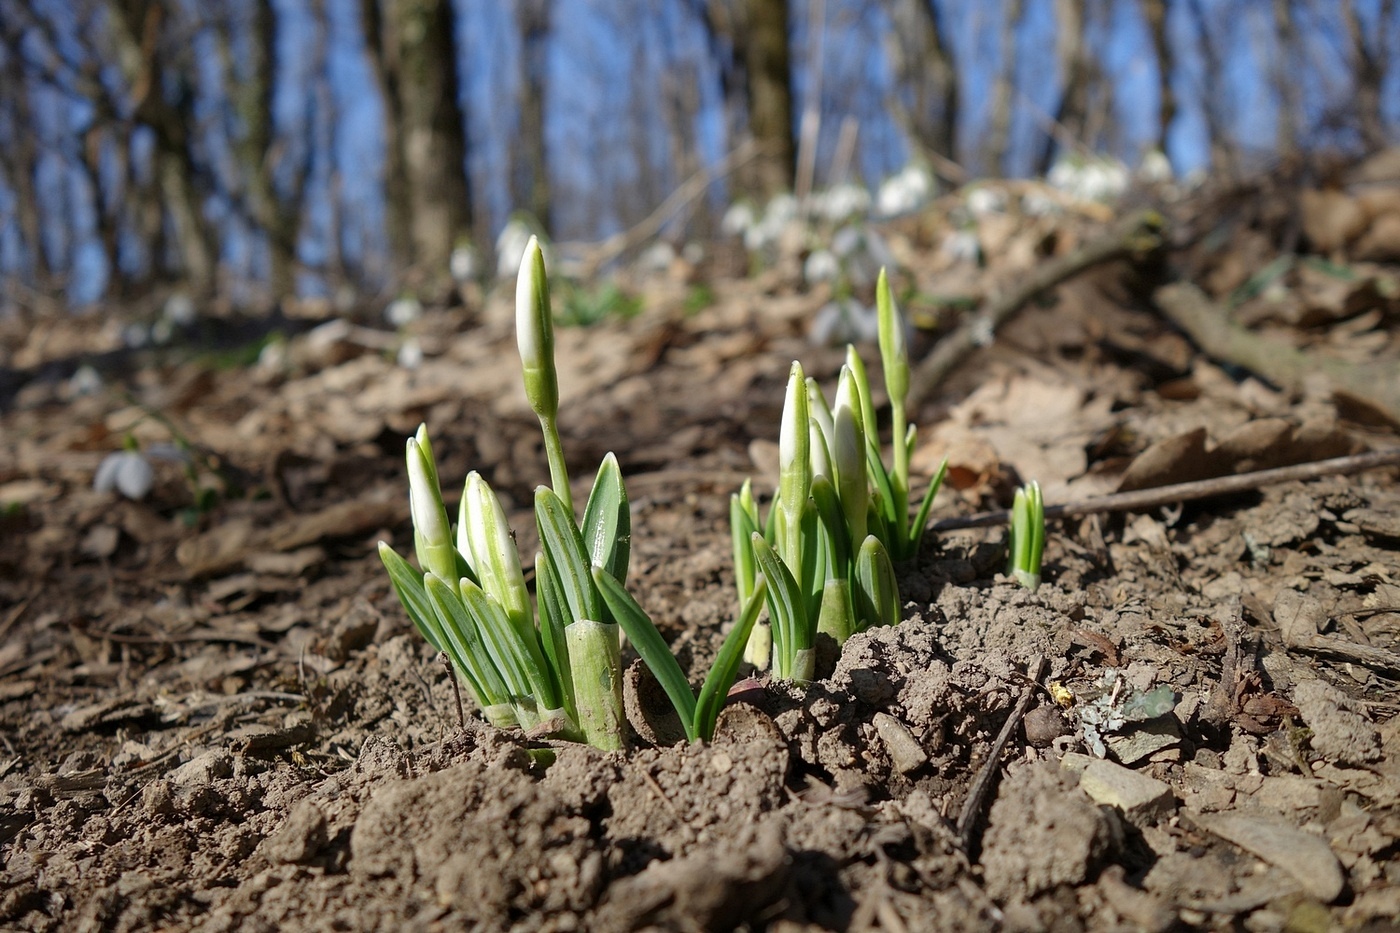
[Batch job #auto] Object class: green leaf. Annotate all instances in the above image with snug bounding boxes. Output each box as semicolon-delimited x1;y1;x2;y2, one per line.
459;578;560;711
694;578;768;742
582;453;631;583
534;550;575;717
815;576;855;644
752;532;808;680
536;486;601;624
593;566;698;742
809;474;851;575
908;456;949;557
422;572;509;708
379;542;445;653
854;536;900;630
730;487;759;605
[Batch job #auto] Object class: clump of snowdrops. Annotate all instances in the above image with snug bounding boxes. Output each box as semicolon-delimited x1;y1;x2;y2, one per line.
380;237;765;750
732;268;948;683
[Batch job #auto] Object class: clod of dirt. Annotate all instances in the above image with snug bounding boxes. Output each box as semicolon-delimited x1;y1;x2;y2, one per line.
593;822;788;932
980;762;1117;903
1292;679;1382;765
262;799;329;865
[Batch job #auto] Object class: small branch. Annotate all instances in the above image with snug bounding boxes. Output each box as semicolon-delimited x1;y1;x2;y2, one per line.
932;448;1400;531
956;655;1046;852
1154;281;1400;424
908;211;1165;408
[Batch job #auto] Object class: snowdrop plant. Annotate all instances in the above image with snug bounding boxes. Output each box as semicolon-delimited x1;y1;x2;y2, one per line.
1007;480;1045;591
380;236;760;748
731;267;947;682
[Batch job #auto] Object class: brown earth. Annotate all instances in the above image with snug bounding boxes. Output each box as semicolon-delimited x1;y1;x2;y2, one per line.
2;173;1400;932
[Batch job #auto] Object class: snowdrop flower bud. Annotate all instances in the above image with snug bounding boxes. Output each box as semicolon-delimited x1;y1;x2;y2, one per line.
516;235;558;422
461;472;532;634
778;361;811;566
833;367;868;543
407;434;455;585
94;449;154;500
876;268;909;406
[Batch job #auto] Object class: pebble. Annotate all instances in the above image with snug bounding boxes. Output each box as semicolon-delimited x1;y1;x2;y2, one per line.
1193;811;1345;902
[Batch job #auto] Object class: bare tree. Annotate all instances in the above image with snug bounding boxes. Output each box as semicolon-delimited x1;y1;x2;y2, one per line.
515;0;552;230
879;0;958;170
1270;0;1300;159
716;0;795;199
362;0;472;286
1140;0;1175;153
1036;0;1092;174
980;0;1023;176
1341;0;1395;151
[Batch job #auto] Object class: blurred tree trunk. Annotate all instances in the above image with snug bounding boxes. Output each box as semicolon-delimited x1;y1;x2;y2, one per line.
1185;0;1236;175
735;0;795;198
1341;0;1393;151
0;28;50;293
516;0;552;230
107;0;218;294
363;0;472;287
880;0;957;169
1140;0;1175;153
1036;0;1090;175
1270;0;1299;159
981;0;1023;176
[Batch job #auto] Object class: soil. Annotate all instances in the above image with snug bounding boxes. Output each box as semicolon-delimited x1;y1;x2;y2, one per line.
3;173;1400;931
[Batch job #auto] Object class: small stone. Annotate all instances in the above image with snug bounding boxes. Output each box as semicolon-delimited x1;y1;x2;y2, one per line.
1076;759;1173;824
1023;705;1069;748
873;713;927;774
263;800;329;865
1193;811;1345;902
168;750;233;787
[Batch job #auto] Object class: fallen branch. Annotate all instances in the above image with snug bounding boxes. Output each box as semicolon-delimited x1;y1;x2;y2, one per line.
1154;281;1400;424
931;448;1400;531
956;654;1046;852
908;210;1165;408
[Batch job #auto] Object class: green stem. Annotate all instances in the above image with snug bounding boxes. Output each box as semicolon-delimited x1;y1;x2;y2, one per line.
539;414;573;516
890;398;910;549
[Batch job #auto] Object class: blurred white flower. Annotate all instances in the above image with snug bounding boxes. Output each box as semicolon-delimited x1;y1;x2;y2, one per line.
450;244;478;282
1021;189;1062;216
1048;155;1129;203
811;183;871;222
385;296;423;328
495;217;541;279
636;241;676;275
810;298;879;346
941;229;982;265
1137;149;1173;185
803;249;841;284
122;323;150;349
877;164;934;217
721;202;757;237
397;337;424;370
162;293;196;327
965;186;1005;217
69;365;103;397
94;450;154;500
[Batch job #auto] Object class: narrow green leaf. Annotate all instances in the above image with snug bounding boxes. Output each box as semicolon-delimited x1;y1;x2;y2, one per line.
908;456;949;557
535;550;575;717
593;567;698;741
582;453;631;583
815;576;855;644
379;542;444;653
854;536;901;630
459;578;559;711
694;578;768;742
536;486;601;624
752;532;808;680
730;488;759;605
810;474;851;575
422;572;509;707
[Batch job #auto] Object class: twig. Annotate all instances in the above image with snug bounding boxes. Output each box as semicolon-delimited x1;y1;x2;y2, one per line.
440;652;465;731
908;210;1165;408
1289;634;1400;675
956;655;1046;851
564;140;761;279
931;448;1400;532
1155;281;1400;424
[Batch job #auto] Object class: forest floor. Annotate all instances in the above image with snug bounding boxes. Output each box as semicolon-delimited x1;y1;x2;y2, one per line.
2;160;1400;932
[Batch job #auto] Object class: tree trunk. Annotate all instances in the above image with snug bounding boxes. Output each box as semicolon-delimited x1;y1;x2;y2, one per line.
516;0;552;230
1140;0;1175;153
1341;0;1392;151
364;0;472;287
880;0;957;169
981;0;1023;176
736;0;795;199
1036;0;1089;175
